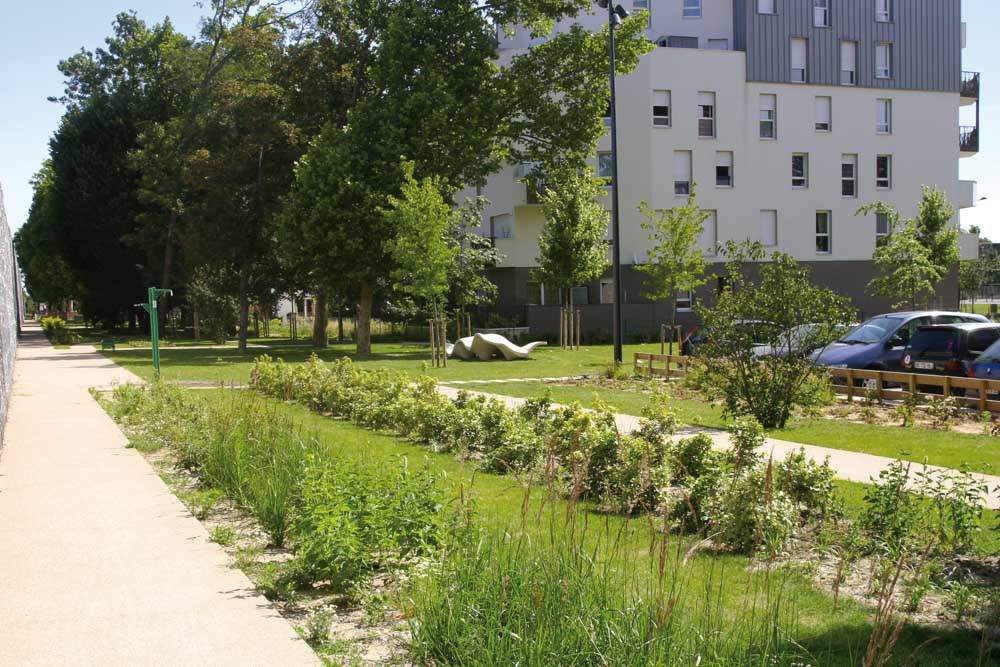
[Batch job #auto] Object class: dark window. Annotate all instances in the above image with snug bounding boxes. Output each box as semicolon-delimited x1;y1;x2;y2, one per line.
908;329;958;355
969;330;1000;355
667;36;699;49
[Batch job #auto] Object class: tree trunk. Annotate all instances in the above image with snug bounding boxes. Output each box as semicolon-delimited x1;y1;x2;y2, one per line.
670;297;677;356
254;310;260;339
238;271;249;353
193;304;201;342
356;282;374;354
312;290;329;349
337;308;344;342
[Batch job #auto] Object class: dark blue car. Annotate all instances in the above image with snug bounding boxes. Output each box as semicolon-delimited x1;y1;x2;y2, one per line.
812;311;989;371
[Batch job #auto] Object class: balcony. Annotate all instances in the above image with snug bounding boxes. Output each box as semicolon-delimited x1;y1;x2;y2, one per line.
961;71;980;106
961;125;979;156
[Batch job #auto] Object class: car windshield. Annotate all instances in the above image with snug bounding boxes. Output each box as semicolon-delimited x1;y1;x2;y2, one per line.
977;338;1000;362
839;316;900;344
907;329;958;356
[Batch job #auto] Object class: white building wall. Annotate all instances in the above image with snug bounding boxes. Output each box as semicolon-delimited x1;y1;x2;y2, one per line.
478;45;962;270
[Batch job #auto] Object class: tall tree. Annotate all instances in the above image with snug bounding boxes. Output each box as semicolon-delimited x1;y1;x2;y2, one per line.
636;188;710;346
281;1;652;353
450;197;505;319
869;219;943;310
534;167;609;332
913;185;960;274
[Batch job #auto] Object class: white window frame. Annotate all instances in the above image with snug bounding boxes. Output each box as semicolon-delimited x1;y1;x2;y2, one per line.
876;155;892;189
698;92;716;138
792;153;808;188
600;279;615;305
815;96;832;132
652;90;671;127
715;151;734;188
876;99;892;134
814;0;829;27
758;0;776;15
876;212;891;246
815;211;832;254
490;213;514;240
840;41;856;85
682;0;701;19
760;210;778;247
703;210;718;256
876;0;892;22
875;43;892;79
759;94;776;139
841;154;858;198
674;150;692;196
526;281;545;306
676;290;694;312
597;152;613;183
791;38;808;83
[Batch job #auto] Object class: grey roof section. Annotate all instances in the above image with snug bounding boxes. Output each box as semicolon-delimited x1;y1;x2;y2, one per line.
734;0;962;93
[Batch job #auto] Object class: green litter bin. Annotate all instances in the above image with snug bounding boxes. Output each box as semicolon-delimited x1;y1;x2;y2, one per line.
101;338;116;351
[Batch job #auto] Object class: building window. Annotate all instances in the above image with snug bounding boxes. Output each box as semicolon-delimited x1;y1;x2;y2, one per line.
715;151;733;187
633;0;650;26
758;0;776;14
876;212;891;246
815;96;832;131
676;290;694;312
791;38;808;83
816;211;832;254
490;213;513;240
840;41;856;85
666;35;698;48
707;39;729;50
876;99;892;134
760;210;778;247
876;155;892;189
814;0;829;27
674;151;692;196
598;152;613;183
759;94;776;139
600;279;615;305
876;0;892;22
571;285;589;306
603;102;611;127
842;154;858;198
683;0;701;18
698;92;716;138
703;210;718;255
526;281;544;305
792;154;808;188
875;43;892;78
652;90;671;127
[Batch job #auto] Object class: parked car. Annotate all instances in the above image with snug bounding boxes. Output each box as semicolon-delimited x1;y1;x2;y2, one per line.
682;320;772;356
966;336;1000;384
812;311;989;371
900;323;1000;379
752;323;850;359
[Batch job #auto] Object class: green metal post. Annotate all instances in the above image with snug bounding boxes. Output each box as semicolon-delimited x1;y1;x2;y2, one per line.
137;287;173;379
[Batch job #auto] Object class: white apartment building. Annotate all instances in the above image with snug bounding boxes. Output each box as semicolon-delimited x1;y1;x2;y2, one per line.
474;0;980;337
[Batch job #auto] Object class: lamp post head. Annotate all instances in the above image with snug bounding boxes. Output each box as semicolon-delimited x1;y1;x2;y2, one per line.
597;1;629;27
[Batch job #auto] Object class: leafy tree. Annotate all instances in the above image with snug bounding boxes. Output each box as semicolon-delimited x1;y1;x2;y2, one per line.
281;1;652;354
913;185;960;273
534;168;609;321
383;161;459;322
449;196;504;320
861;202;943;310
696;242;854;429
186;266;239;344
636;188;710;346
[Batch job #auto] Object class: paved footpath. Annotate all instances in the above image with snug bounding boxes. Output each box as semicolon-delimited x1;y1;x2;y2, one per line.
438;385;1000;510
0;323;318;666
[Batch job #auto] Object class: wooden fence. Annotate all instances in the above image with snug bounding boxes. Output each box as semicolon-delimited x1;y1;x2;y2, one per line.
632;353;1000;413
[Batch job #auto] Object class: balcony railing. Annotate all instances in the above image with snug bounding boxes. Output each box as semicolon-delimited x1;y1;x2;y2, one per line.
961;125;979;153
962;71;980;99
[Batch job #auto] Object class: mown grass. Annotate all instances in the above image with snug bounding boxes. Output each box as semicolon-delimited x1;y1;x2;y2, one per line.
101;341;673;384
178;388;990;665
461;381;1000;475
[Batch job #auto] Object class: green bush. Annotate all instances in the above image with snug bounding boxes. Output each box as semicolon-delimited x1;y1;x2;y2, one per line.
40;315;79;345
293;455;447;591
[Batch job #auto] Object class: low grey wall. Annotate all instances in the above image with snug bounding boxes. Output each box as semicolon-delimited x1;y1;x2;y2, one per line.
0;184;21;438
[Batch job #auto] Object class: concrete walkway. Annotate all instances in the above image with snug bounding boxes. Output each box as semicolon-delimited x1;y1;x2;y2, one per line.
0;323;318;666
438;385;1000;510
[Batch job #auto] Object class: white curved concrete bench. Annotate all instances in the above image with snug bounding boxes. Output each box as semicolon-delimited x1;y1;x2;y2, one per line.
445;333;547;361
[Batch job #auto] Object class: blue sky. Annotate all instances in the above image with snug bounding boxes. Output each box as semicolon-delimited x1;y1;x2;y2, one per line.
1;1;998;237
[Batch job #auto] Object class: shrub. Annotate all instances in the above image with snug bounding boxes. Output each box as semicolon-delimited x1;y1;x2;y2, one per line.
775;448;837;519
40;315;79;345
293;455;447;591
728;415;764;473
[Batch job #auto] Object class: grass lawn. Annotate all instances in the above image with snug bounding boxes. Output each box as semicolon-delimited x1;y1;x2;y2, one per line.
102;341;674;384
460;381;1000;475
173;388;989;666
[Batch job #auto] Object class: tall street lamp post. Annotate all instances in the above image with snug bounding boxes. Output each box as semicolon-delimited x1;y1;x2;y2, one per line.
598;0;629;363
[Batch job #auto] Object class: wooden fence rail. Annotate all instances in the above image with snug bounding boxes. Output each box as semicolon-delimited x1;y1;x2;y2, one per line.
632;353;1000;413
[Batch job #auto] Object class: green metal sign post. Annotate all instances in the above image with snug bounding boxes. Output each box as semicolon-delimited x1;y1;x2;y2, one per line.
137;287;173;378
